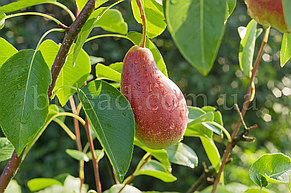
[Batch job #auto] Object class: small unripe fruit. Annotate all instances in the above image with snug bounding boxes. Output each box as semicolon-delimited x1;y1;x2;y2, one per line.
245;0;290;33
120;45;188;149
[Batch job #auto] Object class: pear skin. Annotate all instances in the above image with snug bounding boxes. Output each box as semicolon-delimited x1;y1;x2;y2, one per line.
121;45;188;149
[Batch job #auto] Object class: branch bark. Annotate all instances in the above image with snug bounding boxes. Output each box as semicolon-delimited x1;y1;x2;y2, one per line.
211;27;270;193
47;0;95;98
0;149;26;193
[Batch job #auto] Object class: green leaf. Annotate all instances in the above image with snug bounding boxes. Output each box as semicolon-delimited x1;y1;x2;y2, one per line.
131;0;166;38
184;123;213;138
0;137;14;162
63;175;88;193
95;9;128;34
46;104;65;123
27;178;62;192
109;62;123;73
200;137;221;172
0;0;56;13
5;180;22;193
66;149;90;162
187;112;214;127
54;173;70;185
73;7;107;65
238;19;257;77
0;37;18;67
280;33;291;67
289;174;291;191
0;12;5;30
89;55;105;65
243;187;275;193
165;142;198;168
127;31;168;77
77;80;135;182
283;0;291;33
134;138;171;171
0;49;51;154
86;150;105;161
201;106;223;126
104;184;142;193
137;160;177;182
202;122;223;136
95;63;121;82
76;0;108;12
39;39;91;106
226;0;236;19
249;153;291;187
165;0;227;75
200;183;248;193
187;106;206;121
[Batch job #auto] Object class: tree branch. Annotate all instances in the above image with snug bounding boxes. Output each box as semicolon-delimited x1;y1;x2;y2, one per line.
0;148;26;193
47;0;95;98
85;118;102;193
211;27;270;193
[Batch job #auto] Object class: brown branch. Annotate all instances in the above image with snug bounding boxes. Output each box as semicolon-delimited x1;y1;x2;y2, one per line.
69;96;84;191
0;148;26;193
211;27;270;193
187;159;233;193
85;118;102;193
47;0;95;98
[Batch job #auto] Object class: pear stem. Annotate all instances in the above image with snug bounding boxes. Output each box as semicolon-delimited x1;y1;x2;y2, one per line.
136;0;146;48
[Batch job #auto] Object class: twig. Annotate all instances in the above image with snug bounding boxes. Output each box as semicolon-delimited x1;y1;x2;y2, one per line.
0;148;26;193
69;96;84;191
187;159;233;193
232;124;257;148
234;104;248;130
118;153;152;193
47;0;95;98
85;118;102;193
211;27;270;193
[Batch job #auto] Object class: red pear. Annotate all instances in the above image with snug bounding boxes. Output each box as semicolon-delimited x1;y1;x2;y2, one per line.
245;0;290;33
120;45;188;149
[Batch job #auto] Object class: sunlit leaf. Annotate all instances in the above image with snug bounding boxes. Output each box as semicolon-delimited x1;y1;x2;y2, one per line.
39;39;91;106
0;0;56;13
134;139;171;171
0;37;18;67
250;153;291;187
238;19;257;77
131;0;166;38
165;142;198;168
0;137;14;162
0;12;5;30
95;9;128;34
66;149;90;162
200;137;221;172
76;0;108;12
137;160;177;182
95;63;121;82
28;178;62;192
104;184;142;193
280;33;291;67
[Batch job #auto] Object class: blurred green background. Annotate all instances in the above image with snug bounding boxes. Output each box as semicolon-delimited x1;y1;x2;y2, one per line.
1;0;291;192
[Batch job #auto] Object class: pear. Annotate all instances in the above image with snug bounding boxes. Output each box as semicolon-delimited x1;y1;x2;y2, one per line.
245;0;290;33
120;45;188;149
